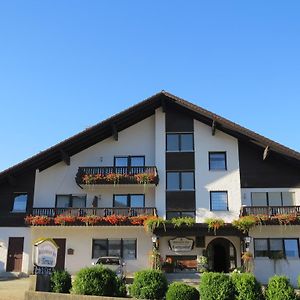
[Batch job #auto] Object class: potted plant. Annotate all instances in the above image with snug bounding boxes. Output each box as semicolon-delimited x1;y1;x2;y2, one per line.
232;216;257;233
204;218;225;235
241;251;253;272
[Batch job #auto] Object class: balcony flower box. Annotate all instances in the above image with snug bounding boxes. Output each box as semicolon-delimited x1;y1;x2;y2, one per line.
76;166;159;186
25;215;51;226
54;215;76;225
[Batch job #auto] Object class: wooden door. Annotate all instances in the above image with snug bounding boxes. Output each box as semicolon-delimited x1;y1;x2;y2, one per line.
6;237;24;272
53;239;66;271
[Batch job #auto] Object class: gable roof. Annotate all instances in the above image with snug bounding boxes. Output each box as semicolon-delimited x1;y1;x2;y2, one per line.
0;91;299;181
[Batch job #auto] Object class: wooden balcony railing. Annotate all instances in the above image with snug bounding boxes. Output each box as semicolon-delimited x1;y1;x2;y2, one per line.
29;207;157;217
75;166;159;186
241;206;300;217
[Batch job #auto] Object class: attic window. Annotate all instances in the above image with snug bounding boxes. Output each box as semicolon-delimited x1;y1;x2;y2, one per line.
12;193;28;212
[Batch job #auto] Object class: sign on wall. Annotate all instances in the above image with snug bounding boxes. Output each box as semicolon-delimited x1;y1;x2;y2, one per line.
169;237;194;253
34;238;58;268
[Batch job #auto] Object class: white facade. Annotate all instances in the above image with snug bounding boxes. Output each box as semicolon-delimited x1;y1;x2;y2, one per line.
34;116;156;208
0;99;299;288
30;226;152;275
249;226;300;286
194;120;241;223
0;228;31;274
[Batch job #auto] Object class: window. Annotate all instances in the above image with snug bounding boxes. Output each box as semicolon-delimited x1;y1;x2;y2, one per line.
284;239;299;258
210;191;228;211
166;172;194;190
123;239;137;259
269;239;283;257
92;239;137;259
166;133;194;152
12;193;28;212
114;156;145;167
209;152;227;170
108;240;121;257
251;192;267;206
166;211;195;220
254;238;299;258
113;194;145;207
251;192;295;206
56;195;86;208
254;239;268;257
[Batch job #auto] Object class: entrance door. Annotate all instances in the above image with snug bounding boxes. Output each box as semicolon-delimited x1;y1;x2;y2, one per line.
53;239;66;271
207;238;236;273
6;237;24;272
213;244;227;272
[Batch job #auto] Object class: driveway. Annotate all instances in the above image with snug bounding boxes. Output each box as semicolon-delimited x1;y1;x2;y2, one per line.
0;277;30;300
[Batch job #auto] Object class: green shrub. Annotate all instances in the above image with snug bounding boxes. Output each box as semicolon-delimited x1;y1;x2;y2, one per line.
50;270;72;293
231;273;263;300
71;265;125;296
166;282;199;300
265;275;296;300
199;272;235;300
129;269;168;299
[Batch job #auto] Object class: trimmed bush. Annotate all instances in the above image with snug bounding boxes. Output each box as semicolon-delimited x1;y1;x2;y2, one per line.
130;269;168;300
265;275;296;300
166;282;199;300
199;272;235;300
50;270;72;293
231;273;263;300
71;265;125;296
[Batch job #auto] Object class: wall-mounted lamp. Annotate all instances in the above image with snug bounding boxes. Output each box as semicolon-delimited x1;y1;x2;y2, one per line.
152;235;159;249
244;236;251;251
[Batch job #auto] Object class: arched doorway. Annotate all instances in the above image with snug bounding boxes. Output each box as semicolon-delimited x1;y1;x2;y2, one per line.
206;238;236;273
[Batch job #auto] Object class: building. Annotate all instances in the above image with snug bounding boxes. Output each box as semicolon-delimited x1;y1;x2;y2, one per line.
0;91;300;285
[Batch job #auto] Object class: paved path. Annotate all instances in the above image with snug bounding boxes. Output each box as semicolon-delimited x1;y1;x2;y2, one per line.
0;277;30;300
166;272;200;287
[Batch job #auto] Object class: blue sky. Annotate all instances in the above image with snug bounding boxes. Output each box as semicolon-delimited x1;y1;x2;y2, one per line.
0;1;299;171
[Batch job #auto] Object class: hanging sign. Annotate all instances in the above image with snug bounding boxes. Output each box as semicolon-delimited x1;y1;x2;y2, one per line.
169;237;194;253
34;238;58;268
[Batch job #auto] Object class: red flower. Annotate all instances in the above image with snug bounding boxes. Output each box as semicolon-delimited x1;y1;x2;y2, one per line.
54;215;76;225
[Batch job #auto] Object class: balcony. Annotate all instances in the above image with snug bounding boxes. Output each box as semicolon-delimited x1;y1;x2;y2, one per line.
241;206;300;217
75;166;159;187
30;207;157;217
25;207;157;226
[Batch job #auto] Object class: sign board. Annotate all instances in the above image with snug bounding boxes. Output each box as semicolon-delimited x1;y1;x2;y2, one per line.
169;237;194;253
34;239;58;268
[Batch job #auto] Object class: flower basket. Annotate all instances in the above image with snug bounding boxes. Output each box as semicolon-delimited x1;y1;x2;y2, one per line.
25;215;51;226
54;215;76;225
78;215;103;226
103;215;128;225
129;215;149;225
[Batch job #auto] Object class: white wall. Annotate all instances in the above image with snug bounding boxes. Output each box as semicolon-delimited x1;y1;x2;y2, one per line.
34;116;156;208
0;228;31;274
194;120;242;223
31;226;153;275
155;108;166;218
249;225;300;286
242;188;300;206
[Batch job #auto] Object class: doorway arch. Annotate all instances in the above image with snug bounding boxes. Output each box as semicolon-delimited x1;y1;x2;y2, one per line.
206;238;236;273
